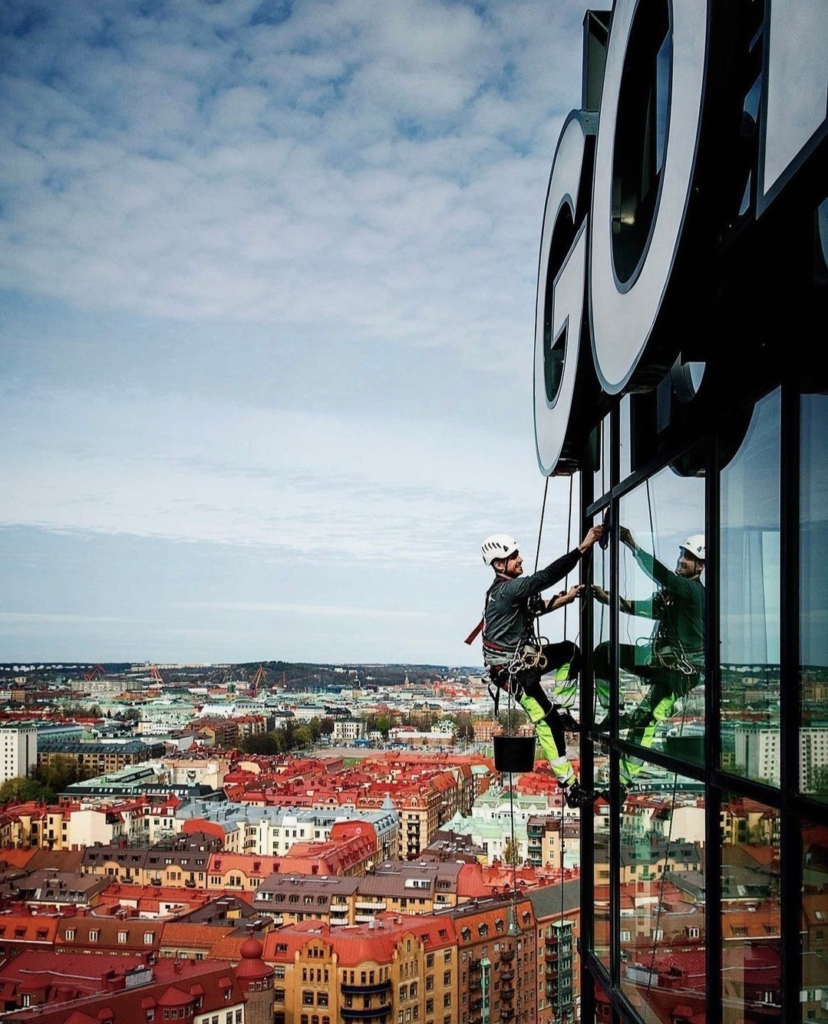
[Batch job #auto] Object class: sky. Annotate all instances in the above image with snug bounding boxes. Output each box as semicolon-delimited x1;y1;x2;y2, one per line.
0;0;595;667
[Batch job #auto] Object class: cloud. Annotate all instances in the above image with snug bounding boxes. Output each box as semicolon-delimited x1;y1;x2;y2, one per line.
0;385;567;567
0;612;125;624
175;601;429;619
0;0;585;369
0;0;591;663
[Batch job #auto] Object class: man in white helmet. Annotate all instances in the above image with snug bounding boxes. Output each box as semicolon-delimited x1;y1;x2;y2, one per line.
480;524;603;809
593;528;705;790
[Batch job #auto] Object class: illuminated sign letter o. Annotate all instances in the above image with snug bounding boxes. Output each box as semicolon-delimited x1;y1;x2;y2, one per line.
589;0;709;394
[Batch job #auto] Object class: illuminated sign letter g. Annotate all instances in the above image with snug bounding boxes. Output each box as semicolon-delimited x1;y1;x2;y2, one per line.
534;113;595;476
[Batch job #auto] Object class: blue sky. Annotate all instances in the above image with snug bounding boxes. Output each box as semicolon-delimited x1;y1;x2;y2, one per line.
0;0;591;666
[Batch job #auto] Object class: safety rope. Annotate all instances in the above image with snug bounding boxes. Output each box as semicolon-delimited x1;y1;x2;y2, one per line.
533;473;576;1024
639;477;687;1012
533;476;550;574
498;473;580;1024
558;473;574;1024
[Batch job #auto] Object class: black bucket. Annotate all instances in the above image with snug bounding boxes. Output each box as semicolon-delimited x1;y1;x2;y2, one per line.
663;735;705;763
493;735;536;773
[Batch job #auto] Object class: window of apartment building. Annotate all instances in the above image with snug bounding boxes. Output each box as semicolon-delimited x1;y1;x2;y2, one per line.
144;933;154;944
303;992;314;1006
118;931;128;943
66;929;75;941
89;930;99;942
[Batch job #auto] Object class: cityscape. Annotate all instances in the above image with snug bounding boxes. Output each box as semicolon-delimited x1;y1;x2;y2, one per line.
0;659;822;1022
3;0;826;1021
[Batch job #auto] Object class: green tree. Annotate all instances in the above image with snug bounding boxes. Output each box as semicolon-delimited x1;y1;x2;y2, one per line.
453;713;475;741
239;732;282;756
503;837;520;867
0;777;50;803
293;725;313;748
363;712;393;736
30;755;95;796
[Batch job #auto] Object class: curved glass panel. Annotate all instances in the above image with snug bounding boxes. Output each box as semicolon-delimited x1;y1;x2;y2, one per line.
802;819;828;1024
593;738;611;972
720;390;781;784
801;394;828;801
720;794;781;1018
592;513;611;737
599;467;706;767
618;766;706;1022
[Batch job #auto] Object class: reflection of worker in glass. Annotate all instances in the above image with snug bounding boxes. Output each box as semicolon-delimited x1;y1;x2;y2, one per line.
593;528;705;788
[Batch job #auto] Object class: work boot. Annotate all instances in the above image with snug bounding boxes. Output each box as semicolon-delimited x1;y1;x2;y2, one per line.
555;709;580;732
601;781;629;805
564;781;599;808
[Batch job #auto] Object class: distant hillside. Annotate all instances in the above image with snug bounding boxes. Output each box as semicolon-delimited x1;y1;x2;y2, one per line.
0;660;480;690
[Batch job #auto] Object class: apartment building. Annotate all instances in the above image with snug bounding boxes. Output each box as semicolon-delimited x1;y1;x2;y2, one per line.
0;722;36;785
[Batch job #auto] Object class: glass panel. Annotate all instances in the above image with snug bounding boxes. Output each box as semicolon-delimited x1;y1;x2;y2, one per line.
618;766;706;1022
720;390;781;784
801;394;828;801
720;794;781;1019
802;820;828;1024
619;396;632;482
604;467;706;774
593;414;612;502
592;982;614;1023
593;738;611;971
592;513;611;736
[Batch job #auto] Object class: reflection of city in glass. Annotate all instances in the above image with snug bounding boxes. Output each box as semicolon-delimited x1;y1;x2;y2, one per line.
594;769;708;1022
801;395;828;804
721;795;781;1021
593;466;706;780
802;822;828;1022
720;390;782;787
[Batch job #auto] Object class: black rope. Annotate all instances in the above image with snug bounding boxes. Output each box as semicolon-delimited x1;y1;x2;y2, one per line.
639;476;683;1012
534;475;550;573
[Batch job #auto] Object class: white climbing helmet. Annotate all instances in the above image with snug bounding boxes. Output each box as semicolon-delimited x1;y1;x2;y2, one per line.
481;534;519;566
680;534;706;561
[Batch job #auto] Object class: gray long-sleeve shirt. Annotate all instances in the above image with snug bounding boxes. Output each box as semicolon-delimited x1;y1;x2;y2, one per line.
482;548;582;659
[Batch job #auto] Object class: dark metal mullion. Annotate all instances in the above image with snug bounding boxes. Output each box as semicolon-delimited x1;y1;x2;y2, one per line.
705;433;723;1024
779;382;801;1024
608;402;623;1005
612;738;704;785
580;457;597;1023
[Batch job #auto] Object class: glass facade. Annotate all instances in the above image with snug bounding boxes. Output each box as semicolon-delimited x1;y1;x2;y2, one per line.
720;391;781;785
581;384;828;1024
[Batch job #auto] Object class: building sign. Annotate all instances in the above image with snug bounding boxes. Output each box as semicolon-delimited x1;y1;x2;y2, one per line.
535;0;828;476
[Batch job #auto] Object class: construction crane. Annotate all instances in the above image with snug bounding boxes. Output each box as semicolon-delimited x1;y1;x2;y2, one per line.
249;665;266;696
